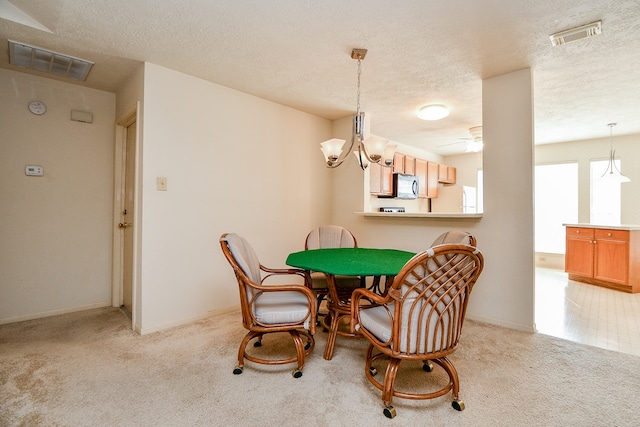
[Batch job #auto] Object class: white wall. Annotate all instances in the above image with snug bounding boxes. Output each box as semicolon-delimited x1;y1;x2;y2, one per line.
1;64;538;334
330;69;536;332
137;63;333;333
535;134;640;225
0;68;116;323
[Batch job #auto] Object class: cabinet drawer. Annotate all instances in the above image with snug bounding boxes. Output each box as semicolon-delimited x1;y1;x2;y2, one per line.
566;227;594;238
595;229;629;241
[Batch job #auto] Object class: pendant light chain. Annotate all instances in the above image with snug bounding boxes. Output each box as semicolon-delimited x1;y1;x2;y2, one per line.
356;55;362;115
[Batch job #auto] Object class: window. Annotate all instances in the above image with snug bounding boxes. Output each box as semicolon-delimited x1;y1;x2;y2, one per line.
535;163;578;254
590;160;622;225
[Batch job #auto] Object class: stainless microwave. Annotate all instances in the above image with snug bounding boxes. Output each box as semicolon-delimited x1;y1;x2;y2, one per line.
393;173;419;199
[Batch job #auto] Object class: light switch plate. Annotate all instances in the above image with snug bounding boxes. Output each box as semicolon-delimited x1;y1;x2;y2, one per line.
25;165;44;176
157;177;167;191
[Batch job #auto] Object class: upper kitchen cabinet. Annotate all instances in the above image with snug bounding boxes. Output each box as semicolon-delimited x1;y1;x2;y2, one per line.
369;161;393;196
438;164;457;184
415;159;438;198
392;153;405;174
403;155;415;175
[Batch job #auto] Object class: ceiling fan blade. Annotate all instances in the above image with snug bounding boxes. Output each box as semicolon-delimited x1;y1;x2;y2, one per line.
436;140;469;147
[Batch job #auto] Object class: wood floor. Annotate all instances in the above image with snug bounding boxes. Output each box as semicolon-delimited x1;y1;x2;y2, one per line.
535;268;640;357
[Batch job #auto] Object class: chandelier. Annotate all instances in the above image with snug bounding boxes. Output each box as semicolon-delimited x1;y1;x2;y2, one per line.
320;49;396;170
600;123;630;183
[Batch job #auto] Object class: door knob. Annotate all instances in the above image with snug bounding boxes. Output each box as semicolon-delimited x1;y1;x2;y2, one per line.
118;222;131;229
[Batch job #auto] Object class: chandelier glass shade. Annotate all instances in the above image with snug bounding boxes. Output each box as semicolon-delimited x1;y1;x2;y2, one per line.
320;49;396;170
600;123;630;183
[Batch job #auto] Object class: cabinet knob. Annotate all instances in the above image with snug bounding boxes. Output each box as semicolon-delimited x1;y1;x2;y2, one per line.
576;230;580;234
608;232;612;237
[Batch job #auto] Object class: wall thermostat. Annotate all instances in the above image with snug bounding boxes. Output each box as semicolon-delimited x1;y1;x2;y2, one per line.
28;100;46;115
25;165;44;176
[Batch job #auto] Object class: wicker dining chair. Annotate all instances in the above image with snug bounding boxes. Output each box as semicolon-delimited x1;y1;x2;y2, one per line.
351;240;484;418
220;233;317;378
430;229;477;247
304;225;362;313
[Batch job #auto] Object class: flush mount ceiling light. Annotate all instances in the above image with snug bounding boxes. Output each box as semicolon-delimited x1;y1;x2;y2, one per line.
320;48;396;170
600;123;630;183
417;104;450;121
8;39;94;81
550;21;601;46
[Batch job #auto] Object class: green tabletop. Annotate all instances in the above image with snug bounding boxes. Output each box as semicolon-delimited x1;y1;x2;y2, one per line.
286;248;416;277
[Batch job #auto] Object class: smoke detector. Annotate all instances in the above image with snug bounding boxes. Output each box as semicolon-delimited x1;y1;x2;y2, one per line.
550;21;602;46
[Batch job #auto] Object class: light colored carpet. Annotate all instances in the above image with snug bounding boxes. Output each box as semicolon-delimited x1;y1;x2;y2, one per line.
1;307;638;426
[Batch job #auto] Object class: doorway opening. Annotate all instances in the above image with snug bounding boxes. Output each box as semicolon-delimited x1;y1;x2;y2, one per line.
534;161;640;356
112;105;139;332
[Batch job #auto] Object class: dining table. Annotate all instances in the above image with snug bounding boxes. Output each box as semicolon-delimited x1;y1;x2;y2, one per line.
286;247;416;360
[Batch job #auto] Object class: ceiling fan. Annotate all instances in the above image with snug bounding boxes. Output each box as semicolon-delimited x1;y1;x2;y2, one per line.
437;126;483;153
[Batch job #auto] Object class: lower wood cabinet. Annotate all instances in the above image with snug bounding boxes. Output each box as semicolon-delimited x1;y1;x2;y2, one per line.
565;226;640;293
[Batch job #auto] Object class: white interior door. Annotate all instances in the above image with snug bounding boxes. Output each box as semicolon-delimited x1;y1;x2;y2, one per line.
121;120;136;315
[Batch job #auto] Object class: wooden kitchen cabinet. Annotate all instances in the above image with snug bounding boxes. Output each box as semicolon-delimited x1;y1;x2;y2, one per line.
403;155;415;175
594;228;629;285
369;161;393;196
565;226;640;293
565;227;595;278
437;164;457;184
426;162;439;198
393;153;404;174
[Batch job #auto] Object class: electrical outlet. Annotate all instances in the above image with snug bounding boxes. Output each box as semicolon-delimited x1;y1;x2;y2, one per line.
157;177;167;191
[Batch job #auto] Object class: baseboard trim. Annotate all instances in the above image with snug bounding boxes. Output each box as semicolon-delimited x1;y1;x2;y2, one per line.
0;301;112;325
138;305;241;335
466;313;537;334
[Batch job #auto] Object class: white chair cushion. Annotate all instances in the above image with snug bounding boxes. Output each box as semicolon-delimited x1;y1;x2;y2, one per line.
359;298;454;354
430;230;472;247
254;290;311;327
224;233;261;283
359;305;395;344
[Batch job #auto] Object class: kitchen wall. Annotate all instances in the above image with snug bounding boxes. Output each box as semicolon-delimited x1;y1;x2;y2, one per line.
0;68;116;323
535;134;640;224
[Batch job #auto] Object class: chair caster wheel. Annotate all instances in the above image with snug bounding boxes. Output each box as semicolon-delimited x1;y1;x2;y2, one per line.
383;406;396;419
423;361;434;372
304;342;311;350
253;340;262;347
233;366;243;375
369;367;378;376
292;369;303;378
452;399;465;411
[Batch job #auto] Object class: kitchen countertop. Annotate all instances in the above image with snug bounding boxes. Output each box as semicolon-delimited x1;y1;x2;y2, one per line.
357;212;483;219
563;223;640;231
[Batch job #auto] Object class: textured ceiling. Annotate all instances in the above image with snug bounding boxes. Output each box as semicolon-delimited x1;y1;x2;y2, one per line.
1;0;640;155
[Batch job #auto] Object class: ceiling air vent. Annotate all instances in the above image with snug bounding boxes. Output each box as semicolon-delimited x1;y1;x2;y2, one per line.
550;21;602;46
8;40;94;81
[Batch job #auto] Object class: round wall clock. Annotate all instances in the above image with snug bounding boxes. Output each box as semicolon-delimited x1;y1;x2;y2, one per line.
28;100;47;115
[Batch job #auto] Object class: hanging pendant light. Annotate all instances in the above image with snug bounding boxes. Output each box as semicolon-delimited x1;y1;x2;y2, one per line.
319;49;396;170
600;123;630;183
